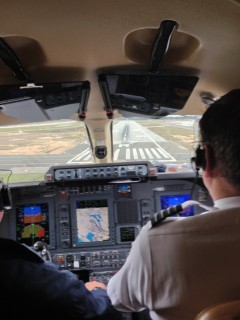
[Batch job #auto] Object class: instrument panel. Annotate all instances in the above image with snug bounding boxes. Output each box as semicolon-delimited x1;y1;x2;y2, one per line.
1;161;212;285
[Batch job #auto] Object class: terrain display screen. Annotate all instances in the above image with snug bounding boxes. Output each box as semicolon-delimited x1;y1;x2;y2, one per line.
75;199;110;243
16;203;50;245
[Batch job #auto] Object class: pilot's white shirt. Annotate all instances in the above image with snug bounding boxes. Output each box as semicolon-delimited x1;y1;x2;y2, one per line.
107;196;240;320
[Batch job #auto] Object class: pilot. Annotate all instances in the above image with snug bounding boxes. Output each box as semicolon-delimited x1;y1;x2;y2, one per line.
107;89;240;320
0;209;122;319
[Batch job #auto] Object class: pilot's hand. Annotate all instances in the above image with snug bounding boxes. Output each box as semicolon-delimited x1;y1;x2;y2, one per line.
85;280;107;291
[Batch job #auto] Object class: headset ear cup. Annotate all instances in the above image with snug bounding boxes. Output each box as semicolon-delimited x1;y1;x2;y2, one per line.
195;146;206;170
1;185;12;210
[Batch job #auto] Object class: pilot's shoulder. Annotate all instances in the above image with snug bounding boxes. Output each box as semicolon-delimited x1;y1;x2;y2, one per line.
140;216;180;234
145;207;240;235
0;238;44;262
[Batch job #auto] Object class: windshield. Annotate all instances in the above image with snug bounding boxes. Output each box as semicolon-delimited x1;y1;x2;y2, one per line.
0;115;200;184
112;115;200;171
0;120;93;184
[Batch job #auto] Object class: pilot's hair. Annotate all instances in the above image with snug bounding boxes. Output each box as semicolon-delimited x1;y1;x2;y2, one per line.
199;89;240;189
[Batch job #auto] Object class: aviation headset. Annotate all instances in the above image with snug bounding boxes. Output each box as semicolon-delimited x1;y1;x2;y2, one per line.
191;119;206;171
191;145;206;171
0;182;12;211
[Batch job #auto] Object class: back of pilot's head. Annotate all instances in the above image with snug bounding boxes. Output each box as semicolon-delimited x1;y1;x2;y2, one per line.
199;89;240;188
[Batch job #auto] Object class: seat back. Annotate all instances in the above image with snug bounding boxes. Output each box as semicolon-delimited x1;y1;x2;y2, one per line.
195;300;240;320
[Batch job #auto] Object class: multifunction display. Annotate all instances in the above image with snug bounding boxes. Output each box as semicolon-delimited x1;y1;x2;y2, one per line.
76;199;110;243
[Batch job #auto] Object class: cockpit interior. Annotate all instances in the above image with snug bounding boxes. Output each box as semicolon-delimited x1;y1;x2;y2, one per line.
0;1;239;319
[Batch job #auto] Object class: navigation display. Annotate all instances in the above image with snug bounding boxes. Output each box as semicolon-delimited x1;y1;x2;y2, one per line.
75;199;110;243
160;194;194;216
16;203;50;245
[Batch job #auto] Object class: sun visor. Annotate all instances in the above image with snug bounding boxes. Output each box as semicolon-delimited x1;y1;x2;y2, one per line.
0;81;90;122
98;70;198;118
